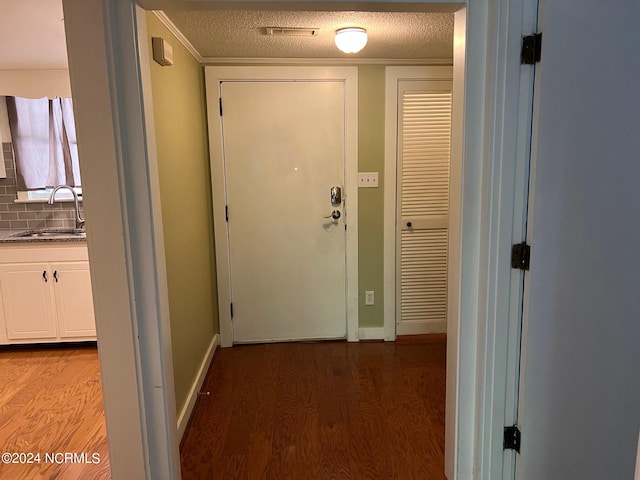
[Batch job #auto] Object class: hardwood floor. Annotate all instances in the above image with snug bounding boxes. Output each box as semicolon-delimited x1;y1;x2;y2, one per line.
0;344;109;480
180;340;447;479
0;339;446;479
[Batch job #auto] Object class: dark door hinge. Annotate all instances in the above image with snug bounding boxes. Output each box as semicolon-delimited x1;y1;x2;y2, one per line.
511;242;531;271
504;425;521;453
225;205;229;222
219;97;223;116
230;303;234;318
521;32;542;65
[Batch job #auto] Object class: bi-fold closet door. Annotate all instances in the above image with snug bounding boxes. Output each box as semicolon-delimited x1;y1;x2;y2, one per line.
395;79;452;336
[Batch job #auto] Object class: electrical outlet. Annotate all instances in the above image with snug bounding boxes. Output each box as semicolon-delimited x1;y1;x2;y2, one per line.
358;172;379;188
365;290;375;305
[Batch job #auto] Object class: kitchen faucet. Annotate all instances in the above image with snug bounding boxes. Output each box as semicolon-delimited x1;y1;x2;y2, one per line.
48;185;85;230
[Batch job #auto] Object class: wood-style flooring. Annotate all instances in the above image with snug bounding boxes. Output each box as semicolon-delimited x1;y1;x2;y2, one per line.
180;340;447;480
0;344;109;480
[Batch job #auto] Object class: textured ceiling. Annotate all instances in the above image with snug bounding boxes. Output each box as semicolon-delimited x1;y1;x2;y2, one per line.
163;10;454;59
0;0;454;69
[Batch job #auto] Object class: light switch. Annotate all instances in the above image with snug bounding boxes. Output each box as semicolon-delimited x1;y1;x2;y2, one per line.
358;172;378;188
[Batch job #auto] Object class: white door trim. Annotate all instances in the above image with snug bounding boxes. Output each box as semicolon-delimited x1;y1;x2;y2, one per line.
60;0;539;478
62;1;180;478
383;65;454;342
475;0;539;479
205;66;359;347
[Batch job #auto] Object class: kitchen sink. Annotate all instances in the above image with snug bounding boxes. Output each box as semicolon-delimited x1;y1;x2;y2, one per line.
10;228;86;239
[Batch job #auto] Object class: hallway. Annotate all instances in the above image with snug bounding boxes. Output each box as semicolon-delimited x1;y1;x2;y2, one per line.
180;339;446;479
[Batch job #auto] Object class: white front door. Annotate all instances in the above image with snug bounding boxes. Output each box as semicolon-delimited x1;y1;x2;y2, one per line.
219;79;347;343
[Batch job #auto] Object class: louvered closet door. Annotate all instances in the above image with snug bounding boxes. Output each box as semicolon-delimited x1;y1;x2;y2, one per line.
396;80;452;335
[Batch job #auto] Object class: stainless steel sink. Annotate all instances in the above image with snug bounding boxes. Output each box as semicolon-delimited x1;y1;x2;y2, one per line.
10;228;86;239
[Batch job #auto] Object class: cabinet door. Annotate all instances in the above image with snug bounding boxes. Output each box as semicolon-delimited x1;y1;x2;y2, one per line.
0;263;57;340
52;262;96;338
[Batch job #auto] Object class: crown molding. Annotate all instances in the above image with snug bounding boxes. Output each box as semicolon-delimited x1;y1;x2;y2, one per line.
201;57;453;66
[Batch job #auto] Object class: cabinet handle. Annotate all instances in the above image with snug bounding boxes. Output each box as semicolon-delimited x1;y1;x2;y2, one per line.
42;270;48;283
53;270;58;283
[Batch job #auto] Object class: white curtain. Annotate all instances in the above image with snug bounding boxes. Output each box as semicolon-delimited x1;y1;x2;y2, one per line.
6;96;81;190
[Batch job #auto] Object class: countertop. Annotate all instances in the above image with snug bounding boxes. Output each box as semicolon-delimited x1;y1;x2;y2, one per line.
0;229;87;244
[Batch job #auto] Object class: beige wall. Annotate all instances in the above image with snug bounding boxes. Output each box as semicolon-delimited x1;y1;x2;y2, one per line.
146;13;219;412
357;65;386;328
146;17;428;361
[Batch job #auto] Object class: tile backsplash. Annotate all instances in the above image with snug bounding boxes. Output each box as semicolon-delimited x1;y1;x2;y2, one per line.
0;142;85;231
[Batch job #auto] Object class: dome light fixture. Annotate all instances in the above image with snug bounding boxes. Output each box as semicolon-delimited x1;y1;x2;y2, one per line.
335;27;368;54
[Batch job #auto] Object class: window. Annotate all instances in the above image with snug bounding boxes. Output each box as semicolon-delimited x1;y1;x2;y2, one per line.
15;187;83;203
6;96;81;202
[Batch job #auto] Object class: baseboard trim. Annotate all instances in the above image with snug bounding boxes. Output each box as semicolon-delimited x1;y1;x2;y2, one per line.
358;327;386;341
177;333;219;441
396;320;447;336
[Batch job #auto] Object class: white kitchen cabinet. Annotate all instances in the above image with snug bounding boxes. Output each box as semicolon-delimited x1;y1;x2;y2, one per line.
0;243;96;344
0;263;58;340
53;262;96;338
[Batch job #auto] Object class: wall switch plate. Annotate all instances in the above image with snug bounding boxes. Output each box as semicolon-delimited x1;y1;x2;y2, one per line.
358;172;378;188
365;290;375;305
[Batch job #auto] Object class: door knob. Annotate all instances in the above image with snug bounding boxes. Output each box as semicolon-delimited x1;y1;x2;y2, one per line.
324;210;341;220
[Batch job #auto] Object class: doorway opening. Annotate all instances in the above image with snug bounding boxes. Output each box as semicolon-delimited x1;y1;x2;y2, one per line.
143;4;466;479
63;0;483;477
0;6;109;472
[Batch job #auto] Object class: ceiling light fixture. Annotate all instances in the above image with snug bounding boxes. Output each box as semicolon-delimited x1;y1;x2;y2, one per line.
335;27;368;54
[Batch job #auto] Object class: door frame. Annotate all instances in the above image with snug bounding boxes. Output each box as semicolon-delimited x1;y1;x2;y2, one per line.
383;65;454;341
62;1;180;478
475;0;539;478
205;66;359;347
61;0;539;478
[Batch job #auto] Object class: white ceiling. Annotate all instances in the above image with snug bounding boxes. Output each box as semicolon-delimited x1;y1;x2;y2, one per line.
0;0;453;68
0;0;68;69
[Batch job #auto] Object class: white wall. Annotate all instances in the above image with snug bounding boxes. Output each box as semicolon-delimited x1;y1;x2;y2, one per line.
0;70;71;98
